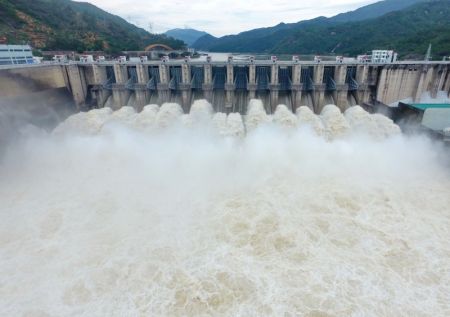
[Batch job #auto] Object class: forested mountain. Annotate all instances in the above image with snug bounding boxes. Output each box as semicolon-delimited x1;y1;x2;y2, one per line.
193;0;450;58
329;0;425;22
164;28;210;46
0;0;185;52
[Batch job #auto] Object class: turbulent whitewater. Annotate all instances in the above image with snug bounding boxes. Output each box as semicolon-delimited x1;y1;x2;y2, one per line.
1;100;449;316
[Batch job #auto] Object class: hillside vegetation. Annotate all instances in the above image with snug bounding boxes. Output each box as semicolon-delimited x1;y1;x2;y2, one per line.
0;0;185;52
330;0;425;22
194;0;450;58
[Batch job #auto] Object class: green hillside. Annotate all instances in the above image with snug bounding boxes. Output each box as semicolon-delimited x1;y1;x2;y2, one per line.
329;0;425;22
0;0;185;52
194;0;450;58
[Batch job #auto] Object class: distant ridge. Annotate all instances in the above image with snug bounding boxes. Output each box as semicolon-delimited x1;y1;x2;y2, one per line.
192;34;219;50
330;0;426;22
193;0;449;58
164;28;210;46
0;0;185;52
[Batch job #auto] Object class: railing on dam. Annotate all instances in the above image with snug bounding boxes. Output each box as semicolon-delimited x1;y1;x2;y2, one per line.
83;60;450;67
1;60;450;71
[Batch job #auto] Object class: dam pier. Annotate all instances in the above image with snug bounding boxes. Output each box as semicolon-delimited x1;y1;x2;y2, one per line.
1;59;450;114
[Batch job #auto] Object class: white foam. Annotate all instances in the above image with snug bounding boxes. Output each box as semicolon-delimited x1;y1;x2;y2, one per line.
320;104;350;139
1;119;449;316
190;99;214;120
134;104;160;131
182;99;215;129
245;99;271;132
344;106;379;136
225;113;245;138
53;107;113;135
111;105;136;119
104;106;138;129
2;98;450;317
180;114;193;128
273;104;298;129
372;113;401;138
54;102;404;143
156;103;183;128
296;106;325;135
212;112;228;136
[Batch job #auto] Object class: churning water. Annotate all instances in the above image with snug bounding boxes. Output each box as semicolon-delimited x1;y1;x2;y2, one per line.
0;100;449;316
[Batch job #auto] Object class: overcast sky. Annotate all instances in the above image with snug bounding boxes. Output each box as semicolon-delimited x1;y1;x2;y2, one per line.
82;0;377;36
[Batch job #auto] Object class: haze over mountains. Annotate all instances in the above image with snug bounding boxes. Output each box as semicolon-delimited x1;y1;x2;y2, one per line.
193;0;450;58
164;28;209;46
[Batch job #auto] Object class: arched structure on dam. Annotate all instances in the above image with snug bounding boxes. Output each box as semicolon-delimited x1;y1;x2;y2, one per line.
144;44;173;51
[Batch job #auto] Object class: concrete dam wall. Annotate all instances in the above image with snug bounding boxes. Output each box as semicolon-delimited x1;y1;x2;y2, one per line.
0;65;76;146
1;61;450;116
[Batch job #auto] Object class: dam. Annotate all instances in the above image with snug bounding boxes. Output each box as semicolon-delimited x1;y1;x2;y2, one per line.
1;59;450;317
1;59;450;116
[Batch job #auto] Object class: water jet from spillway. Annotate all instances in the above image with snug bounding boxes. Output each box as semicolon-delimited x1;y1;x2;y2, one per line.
2;98;448;317
54;99;401;140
